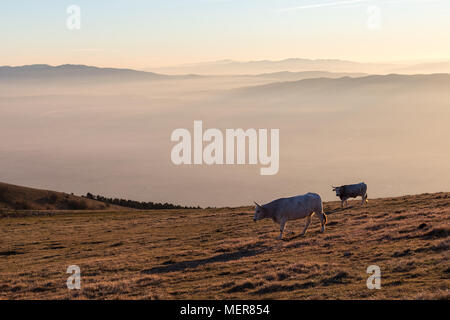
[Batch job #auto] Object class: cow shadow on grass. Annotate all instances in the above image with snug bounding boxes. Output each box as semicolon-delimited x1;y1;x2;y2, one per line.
141;247;267;275
325;206;355;215
281;230;322;242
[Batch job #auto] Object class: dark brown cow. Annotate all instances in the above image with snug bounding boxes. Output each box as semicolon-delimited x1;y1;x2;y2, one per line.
332;182;368;207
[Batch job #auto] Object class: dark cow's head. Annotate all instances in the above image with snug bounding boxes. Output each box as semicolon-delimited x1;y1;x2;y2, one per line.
332;186;343;197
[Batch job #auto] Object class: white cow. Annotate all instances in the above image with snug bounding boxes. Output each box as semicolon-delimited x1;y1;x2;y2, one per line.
253;193;328;240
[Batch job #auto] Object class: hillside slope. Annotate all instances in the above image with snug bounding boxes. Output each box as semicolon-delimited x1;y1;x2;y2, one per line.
0;182;125;211
233;73;450;97
0;64;166;83
0;192;448;299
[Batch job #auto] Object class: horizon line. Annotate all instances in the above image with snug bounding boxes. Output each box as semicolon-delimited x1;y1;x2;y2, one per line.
2;57;450;71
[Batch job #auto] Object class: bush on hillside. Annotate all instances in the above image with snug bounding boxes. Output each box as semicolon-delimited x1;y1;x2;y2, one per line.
0;185;9;202
66;199;88;210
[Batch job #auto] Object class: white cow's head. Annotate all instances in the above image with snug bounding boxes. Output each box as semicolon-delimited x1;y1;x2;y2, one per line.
253;202;266;222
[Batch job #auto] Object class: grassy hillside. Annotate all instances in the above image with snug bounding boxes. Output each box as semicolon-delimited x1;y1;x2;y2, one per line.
0;192;448;299
0;182;125;211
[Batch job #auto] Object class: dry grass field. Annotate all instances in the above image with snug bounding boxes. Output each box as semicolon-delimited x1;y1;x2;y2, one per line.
0;192;449;300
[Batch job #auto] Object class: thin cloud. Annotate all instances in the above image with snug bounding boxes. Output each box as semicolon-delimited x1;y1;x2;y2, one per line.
278;0;370;12
72;49;105;52
278;0;446;12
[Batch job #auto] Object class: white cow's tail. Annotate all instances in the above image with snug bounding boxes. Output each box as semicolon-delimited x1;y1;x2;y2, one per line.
317;197;327;226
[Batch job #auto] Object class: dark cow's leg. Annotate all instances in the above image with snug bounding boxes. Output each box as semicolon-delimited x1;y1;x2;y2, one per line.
281;221;294;236
284;227;295;235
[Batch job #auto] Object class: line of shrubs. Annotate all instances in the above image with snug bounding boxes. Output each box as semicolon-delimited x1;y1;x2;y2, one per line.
84;193;200;210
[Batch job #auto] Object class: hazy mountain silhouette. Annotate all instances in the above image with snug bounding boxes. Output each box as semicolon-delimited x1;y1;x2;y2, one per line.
147;58;397;75
148;58;450;75
0;64;368;83
392;61;450;74
233;73;450;97
228;70;368;80
0;64;168;83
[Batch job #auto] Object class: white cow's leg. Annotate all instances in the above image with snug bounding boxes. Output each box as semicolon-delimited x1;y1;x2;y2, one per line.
341;200;344;208
318;213;327;232
277;220;286;240
301;215;312;236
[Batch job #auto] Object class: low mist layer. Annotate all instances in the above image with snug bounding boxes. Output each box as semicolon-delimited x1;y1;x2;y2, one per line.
0;68;449;207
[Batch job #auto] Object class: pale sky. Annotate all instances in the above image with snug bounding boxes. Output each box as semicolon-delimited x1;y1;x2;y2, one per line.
1;0;450;69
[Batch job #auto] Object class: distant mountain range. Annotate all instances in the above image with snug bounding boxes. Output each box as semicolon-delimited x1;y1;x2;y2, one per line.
0;64;369;83
147;58;392;75
229;70;368;80
147;58;450;75
2;61;450;83
235;73;450;94
229;73;450;106
0;64;168;82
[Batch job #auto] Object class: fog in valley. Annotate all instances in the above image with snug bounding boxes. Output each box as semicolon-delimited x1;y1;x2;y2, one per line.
1;65;449;207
